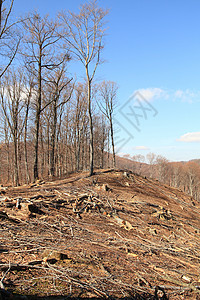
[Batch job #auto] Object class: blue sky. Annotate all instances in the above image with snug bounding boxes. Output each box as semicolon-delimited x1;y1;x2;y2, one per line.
13;0;200;161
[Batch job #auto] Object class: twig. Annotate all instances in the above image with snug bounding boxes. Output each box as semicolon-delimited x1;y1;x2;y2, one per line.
0;261;11;289
70;224;74;237
47;263;110;298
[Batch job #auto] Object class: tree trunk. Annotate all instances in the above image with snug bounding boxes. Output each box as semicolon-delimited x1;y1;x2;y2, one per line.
5;131;10;183
49;99;57;177
107;129;110;168
110;117;116;168
76;123;83;171
24;119;30;184
12;105;19;187
86;70;94;176
13;135;19;186
18;136;22;184
33;47;42;181
40;129;44;178
34;110;40;181
47;121;50;175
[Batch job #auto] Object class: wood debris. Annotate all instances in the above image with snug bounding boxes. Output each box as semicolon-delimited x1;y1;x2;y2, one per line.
0;169;200;299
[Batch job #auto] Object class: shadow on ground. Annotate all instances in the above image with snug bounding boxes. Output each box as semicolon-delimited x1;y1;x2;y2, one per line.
1;288;168;300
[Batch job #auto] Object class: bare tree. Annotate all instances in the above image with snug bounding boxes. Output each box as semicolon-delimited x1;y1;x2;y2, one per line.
0;0;20;78
22;12;65;181
146;152;156;178
155;155;169;183
132;154;145;174
169;163;183;188
59;0;108;176
0;69;27;186
98;80;118;168
71;83;88;172
98;115;108;169
45;64;73;177
23;74;33;183
184;162;200;198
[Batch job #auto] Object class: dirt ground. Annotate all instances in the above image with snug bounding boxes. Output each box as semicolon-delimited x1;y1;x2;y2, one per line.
0;169;200;299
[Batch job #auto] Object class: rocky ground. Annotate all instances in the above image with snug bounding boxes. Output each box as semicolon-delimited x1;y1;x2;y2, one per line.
0;169;200;299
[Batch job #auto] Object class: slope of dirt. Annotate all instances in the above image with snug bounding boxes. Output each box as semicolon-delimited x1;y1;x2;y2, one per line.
0;169;200;299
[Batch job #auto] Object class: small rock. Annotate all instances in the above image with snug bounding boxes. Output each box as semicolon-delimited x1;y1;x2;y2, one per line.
42;249;68;261
20;203;43;214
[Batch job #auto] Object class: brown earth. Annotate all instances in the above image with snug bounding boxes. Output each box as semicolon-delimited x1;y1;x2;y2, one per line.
0;169;200;299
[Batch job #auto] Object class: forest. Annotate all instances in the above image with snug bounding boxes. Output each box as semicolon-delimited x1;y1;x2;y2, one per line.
0;0;200;204
0;0;118;186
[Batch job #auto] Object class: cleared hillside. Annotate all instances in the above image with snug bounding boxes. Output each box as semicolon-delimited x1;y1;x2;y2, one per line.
0;170;200;299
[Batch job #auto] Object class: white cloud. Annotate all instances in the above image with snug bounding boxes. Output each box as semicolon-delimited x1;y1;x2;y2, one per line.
177;132;200;142
173;89;200;103
133;87;200;103
174;90;184;98
136;88;168;102
133;146;149;150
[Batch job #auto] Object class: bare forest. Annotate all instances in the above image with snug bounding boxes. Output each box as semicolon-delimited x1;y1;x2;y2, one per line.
0;0;117;186
0;0;199;208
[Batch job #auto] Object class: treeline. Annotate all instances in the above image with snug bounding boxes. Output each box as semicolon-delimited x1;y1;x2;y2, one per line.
0;0;117;186
119;153;200;202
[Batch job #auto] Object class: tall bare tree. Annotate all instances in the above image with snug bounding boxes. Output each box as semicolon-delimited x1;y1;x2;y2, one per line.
98;80;118;168
59;0;108;176
22;12;65;181
71;83;88;172
23;74;34;183
45;64;73;177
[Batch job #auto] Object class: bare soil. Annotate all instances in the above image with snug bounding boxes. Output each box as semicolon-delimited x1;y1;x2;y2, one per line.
0;169;200;299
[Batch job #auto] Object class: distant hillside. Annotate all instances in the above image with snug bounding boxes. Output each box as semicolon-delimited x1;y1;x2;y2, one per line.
115;154;200;202
190;158;200;165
